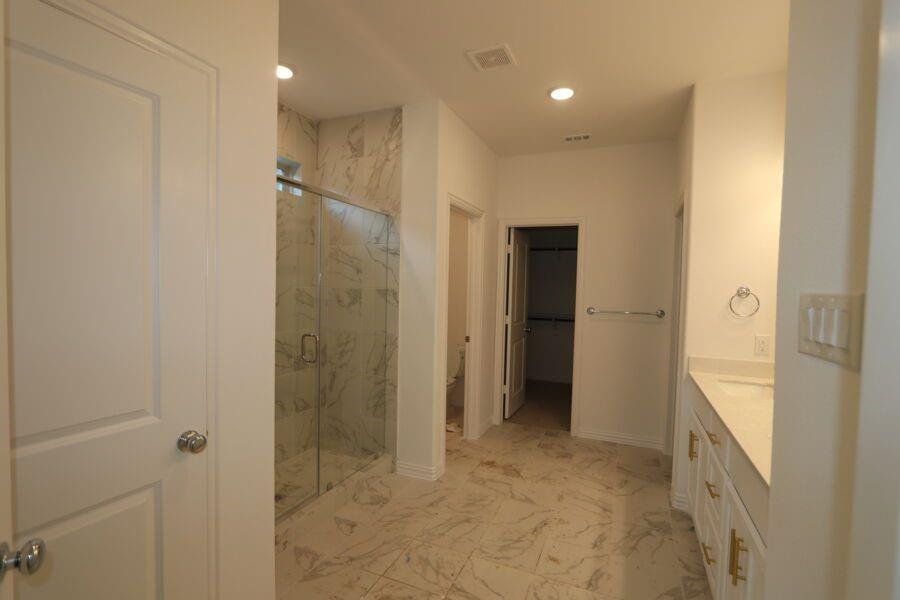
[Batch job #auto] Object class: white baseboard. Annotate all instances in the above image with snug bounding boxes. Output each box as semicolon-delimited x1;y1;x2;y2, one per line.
575;428;664;452
395;459;444;481
670;492;689;512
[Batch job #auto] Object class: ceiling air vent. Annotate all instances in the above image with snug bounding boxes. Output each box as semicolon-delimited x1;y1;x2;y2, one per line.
466;44;517;71
564;133;592;143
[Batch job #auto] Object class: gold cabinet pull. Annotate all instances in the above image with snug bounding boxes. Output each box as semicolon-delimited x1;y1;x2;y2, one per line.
707;431;721;446
688;431;698;461
705;481;720;499
700;543;716;566
728;528;748;586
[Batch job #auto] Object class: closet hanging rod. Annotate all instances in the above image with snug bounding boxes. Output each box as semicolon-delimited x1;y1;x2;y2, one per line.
527;315;575;322
529;247;577;252
586;306;666;319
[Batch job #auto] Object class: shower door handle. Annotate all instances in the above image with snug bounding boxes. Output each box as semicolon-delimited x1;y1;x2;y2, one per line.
301;333;319;364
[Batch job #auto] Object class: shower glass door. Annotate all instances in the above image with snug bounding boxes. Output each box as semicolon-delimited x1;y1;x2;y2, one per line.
275;184;321;517
275;179;397;520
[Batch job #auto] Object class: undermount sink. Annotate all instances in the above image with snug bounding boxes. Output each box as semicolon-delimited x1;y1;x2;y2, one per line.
717;378;774;399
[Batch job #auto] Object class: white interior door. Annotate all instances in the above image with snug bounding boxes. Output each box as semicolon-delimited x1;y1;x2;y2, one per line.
504;229;529;418
1;3;13;598
4;0;215;597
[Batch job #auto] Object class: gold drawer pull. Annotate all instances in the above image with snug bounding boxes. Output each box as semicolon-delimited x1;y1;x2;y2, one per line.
729;528;749;586
707;431;721;446
688;431;698;461
700;543;716;566
705;481;720;499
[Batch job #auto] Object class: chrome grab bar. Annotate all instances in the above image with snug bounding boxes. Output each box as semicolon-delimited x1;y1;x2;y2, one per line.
586;306;666;319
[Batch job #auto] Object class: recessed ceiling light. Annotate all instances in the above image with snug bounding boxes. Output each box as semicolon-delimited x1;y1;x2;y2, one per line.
549;87;575;101
276;65;294;80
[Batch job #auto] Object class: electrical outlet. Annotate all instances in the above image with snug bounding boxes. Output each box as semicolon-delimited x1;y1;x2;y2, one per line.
754;335;771;356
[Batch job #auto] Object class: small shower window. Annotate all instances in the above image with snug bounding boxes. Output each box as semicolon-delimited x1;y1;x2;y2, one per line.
276;156;303;194
277;156;301;180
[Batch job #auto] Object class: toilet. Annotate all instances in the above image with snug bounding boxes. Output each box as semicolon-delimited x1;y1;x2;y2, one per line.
446;345;466;395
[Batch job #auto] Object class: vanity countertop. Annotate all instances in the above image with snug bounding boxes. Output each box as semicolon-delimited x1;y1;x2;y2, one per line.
689;368;774;486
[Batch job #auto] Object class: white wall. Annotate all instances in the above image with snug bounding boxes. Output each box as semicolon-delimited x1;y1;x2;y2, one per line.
398;98;498;475
436;102;499;443
497;143;676;449
91;0;278;597
766;0;880;597
684;72;786;362
847;0;900;593
671;72;786;502
447;208;468;376
397;98;442;478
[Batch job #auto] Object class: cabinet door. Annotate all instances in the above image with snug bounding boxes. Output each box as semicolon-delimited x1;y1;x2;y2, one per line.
687;413;705;521
723;483;766;600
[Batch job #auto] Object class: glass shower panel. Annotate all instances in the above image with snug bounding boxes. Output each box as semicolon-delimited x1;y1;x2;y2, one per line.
274;185;320;519
319;197;392;493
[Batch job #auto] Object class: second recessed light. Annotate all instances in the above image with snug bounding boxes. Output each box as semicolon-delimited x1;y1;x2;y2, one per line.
549;87;575;101
276;64;294;80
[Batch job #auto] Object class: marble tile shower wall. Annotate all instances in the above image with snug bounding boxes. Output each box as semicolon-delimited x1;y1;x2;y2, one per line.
317;108;402;217
313;107;401;470
277;104;319;183
275;102;401;508
277;102;403;219
320;199;398;489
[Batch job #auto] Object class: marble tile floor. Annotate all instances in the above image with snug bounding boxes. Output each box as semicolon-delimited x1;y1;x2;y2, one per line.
276;422;712;600
507;380;573;432
446;376;465;432
276;447;383;519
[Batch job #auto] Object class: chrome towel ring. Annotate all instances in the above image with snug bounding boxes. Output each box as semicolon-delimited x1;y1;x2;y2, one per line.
729;286;760;318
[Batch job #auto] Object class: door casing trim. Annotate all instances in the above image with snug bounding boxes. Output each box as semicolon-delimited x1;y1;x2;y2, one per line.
491;217;586;437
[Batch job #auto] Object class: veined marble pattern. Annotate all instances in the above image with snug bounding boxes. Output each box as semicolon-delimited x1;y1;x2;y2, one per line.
276;104;401;519
317;108;402;217
278;104;319;183
278;103;401;218
318;197;396;492
276;423;712;600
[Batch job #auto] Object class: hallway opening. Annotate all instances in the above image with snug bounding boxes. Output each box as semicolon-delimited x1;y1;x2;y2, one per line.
502;226;579;432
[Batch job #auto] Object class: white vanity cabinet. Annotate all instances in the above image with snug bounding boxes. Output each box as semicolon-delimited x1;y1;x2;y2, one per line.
685;390;768;599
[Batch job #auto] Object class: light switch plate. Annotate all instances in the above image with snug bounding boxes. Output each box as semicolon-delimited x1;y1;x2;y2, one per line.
754;335;771;356
798;293;864;370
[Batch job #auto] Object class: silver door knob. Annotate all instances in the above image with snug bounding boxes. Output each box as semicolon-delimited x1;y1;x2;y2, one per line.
177;430;208;454
0;539;46;580
523;327;532;333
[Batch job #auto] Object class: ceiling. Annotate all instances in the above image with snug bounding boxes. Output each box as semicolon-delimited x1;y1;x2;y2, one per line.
278;0;789;156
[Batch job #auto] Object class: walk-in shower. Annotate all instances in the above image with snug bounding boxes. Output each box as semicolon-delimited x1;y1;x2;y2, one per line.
274;177;398;520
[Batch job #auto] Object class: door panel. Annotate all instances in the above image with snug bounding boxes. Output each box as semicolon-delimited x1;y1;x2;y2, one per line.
15;488;160;599
274;185;321;518
687;414;705;518
724;483;766;600
7;0;214;596
0;2;12;598
504;229;529;418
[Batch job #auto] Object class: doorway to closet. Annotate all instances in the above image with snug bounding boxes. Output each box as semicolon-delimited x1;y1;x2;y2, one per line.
503;226;578;431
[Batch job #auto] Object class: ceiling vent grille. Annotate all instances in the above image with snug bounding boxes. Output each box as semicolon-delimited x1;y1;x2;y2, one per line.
466;44;517;71
564;133;592;143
